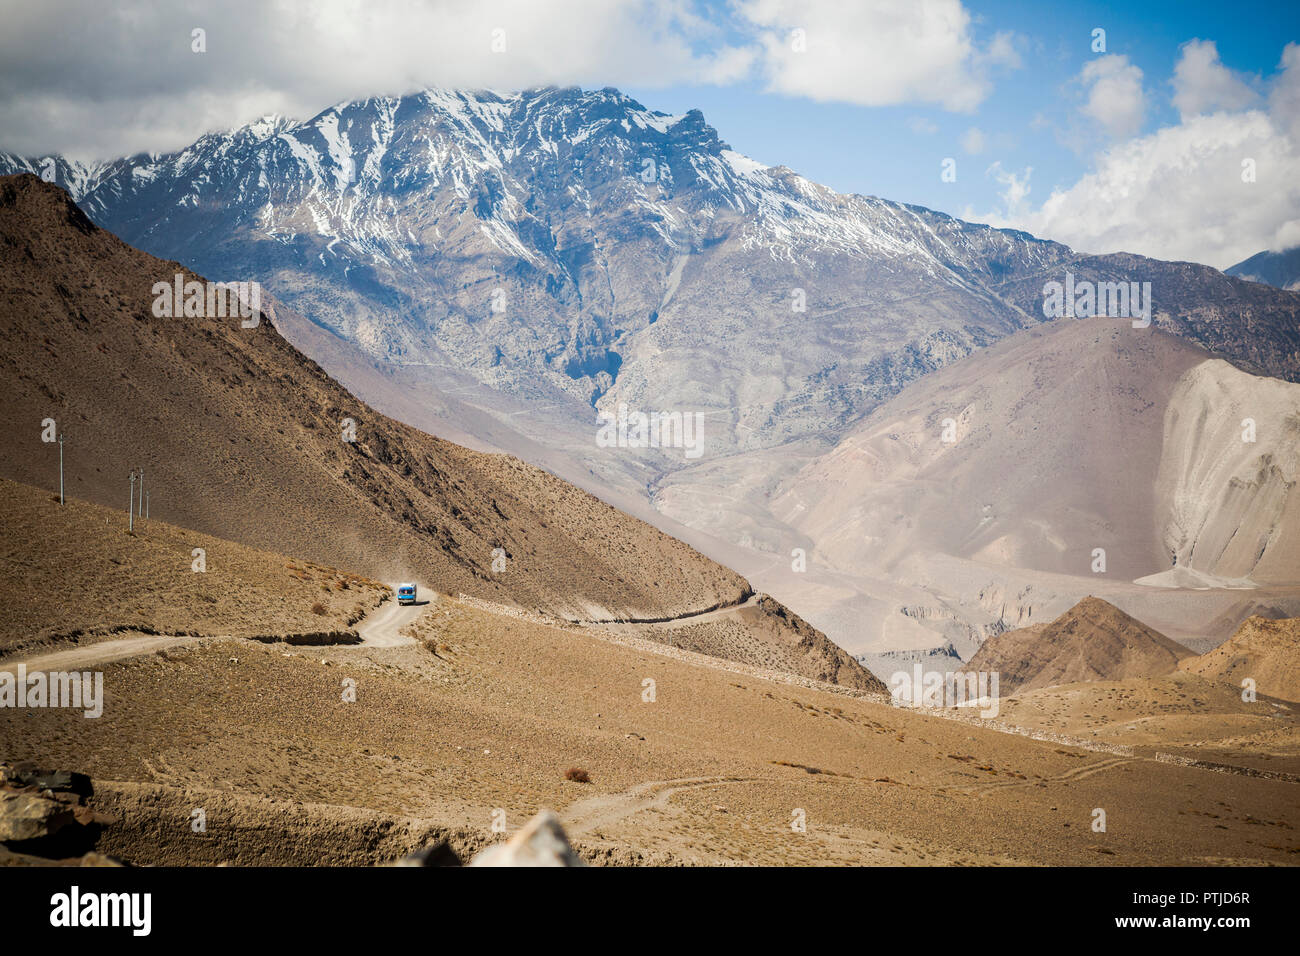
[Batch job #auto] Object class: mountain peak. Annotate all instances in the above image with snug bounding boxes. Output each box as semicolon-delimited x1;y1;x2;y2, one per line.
970;596;1193;694
242;113;296;140
0;173;99;235
1226;245;1300;292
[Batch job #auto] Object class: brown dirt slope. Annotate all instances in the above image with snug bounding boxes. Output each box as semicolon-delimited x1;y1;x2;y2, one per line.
1182;616;1300;703
993;670;1300;778
0;173;742;621
3;598;1296;865
0;174;871;687
637;595;887;693
970;596;1194;695
0;477;387;654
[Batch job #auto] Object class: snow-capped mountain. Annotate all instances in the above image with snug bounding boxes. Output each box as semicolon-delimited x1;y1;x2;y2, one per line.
6;87;1296;432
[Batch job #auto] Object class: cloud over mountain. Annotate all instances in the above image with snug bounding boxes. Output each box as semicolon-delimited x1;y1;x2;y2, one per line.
987;41;1300;269
0;0;1010;161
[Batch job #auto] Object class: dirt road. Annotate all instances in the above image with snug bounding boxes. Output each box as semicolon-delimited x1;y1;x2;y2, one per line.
0;633;202;673
2;583;433;670
562;775;756;836
354;586;433;648
574;593;761;627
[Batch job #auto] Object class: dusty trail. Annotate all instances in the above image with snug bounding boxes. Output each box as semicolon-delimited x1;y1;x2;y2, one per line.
951;756;1137;797
1;583;432;671
354;586;433;648
572;593;761;627
562;775;757;836
0;633;203;673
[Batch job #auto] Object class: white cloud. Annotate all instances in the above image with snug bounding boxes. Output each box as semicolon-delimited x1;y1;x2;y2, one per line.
987;42;1300;270
0;0;1018;159
982;31;1022;70
1270;42;1300;143
0;0;757;159
985;161;1032;216
908;117;940;135
961;127;986;154
979;43;1300;270
1079;55;1146;139
1023;111;1299;268
1172;39;1258;119
733;0;1011;112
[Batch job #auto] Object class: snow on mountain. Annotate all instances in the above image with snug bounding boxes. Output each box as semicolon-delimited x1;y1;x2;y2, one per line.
4;84;1300;661
5;85;1297;428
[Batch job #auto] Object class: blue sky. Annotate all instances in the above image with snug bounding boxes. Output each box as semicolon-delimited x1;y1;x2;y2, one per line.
626;0;1300;230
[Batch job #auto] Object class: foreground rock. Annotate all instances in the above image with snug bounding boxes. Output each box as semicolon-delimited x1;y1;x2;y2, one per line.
0;762;119;864
469;811;585;867
0;791;76;843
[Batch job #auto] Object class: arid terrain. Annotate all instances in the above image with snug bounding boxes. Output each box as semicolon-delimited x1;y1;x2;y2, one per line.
969;596;1195;695
1182;616;1300;703
1;171;1297;868
1;489;1296;866
0;478;388;656
4;570;1298;866
0;173;862;685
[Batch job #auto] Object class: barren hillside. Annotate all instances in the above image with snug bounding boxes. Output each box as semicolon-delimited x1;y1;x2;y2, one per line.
3;593;1295;866
968;596;1194;695
0;173;746;621
775;317;1300;585
0;173;873;688
1182;616;1300;703
747;315;1300;657
0;477;388;655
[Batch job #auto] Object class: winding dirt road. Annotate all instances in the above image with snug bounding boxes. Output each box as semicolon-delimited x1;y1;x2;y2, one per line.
354;586;432;648
561;775;757;836
1;582;433;671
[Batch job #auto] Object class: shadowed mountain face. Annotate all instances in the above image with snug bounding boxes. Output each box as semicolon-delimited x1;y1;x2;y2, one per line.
0;173;764;626
1227;246;1300;292
968;596;1194;695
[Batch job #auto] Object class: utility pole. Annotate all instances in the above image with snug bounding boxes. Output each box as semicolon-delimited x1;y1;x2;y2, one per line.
137;467;144;519
58;432;64;506
128;471;136;532
146;490;150;519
